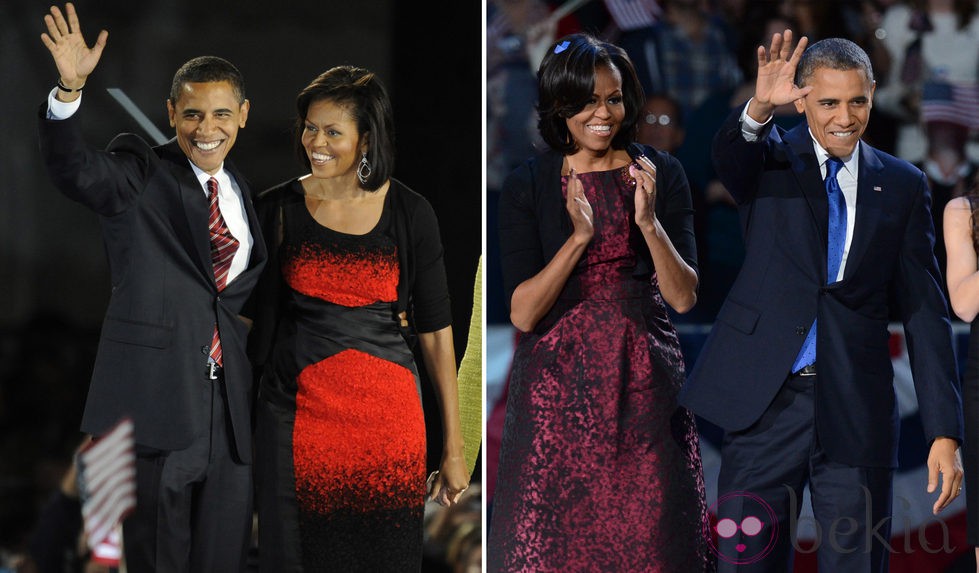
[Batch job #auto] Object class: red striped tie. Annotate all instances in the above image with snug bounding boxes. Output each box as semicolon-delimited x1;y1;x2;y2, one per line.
207;177;239;366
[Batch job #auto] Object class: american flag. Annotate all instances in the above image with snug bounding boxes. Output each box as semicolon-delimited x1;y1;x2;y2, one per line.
76;417;137;555
603;0;661;32
920;81;979;130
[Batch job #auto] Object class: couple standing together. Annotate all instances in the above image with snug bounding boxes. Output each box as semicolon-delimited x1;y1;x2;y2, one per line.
489;27;968;573
37;3;471;571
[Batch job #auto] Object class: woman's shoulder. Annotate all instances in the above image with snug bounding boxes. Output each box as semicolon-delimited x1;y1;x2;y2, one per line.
253;178;304;223
388;177;425;202
632;142;685;173
387;178;443;227
946;194;975;215
523;148;563;173
256;177;304;204
388;178;434;213
502;149;563;192
633;142;665;160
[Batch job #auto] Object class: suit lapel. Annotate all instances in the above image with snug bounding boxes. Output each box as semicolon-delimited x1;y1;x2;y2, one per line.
160;142;267;292
841;140;885;282
160;141;216;285
785;123;831;282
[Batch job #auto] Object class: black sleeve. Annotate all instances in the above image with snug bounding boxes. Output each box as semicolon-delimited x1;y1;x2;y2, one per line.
652;149;699;277
409;196;453;333
497;162;545;313
243;185;289;370
37;107;151;217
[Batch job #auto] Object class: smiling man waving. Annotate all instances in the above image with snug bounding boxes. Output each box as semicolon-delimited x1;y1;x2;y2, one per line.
681;30;964;572
37;3;266;570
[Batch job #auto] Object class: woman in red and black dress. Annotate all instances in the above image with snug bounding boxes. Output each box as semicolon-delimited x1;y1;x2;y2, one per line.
246;66;469;571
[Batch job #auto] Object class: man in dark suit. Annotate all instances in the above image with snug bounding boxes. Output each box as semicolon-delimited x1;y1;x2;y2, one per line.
37;4;266;570
680;30;964;571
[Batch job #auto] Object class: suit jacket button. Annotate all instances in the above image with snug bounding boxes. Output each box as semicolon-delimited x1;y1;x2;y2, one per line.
201;345;210;355
795;327;805;335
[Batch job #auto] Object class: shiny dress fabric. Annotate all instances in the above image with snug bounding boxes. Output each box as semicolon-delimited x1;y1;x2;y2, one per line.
488;167;713;572
255;198;425;572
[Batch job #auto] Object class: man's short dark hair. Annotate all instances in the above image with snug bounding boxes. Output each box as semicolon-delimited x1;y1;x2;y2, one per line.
169;56;246;104
795;38;874;87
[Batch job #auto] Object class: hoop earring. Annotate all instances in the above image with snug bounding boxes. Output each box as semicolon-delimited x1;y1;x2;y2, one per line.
357;152;372;186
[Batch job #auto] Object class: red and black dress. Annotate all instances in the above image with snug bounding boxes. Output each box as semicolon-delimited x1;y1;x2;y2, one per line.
250;179;451;571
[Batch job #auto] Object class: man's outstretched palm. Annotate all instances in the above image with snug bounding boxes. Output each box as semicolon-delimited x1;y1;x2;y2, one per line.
751;29;811;118
40;2;107;86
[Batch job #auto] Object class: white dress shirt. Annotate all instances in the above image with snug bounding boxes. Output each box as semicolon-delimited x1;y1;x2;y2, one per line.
740;102;858;281
189;165;253;285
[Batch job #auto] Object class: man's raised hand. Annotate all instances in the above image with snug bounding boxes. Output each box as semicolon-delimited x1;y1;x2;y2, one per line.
40;3;107;92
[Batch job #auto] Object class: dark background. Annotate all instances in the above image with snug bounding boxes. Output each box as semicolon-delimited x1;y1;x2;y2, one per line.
0;0;482;558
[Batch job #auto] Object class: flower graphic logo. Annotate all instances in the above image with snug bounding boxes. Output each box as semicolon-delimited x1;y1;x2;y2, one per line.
706;491;779;565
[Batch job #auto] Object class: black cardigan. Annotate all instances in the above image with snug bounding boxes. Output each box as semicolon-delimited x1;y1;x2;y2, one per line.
497;144;698;312
245;177;452;371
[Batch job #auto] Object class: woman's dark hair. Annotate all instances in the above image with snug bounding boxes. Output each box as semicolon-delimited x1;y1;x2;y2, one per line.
294;66;394;190
965;179;979;255
536;33;645;154
970;202;979;256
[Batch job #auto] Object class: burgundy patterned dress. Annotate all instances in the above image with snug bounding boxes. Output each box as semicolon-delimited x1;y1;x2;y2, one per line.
489;167;712;572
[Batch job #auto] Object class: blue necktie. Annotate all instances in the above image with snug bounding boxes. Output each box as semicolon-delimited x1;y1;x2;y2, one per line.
792;157;847;373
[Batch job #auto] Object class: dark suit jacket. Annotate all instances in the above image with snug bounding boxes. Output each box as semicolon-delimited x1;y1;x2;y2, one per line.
680;104;963;468
38;109;267;462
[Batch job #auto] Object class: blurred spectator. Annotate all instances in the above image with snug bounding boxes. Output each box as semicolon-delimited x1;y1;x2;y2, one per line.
21;438;118;573
487;0;552;194
712;0;750;54
636;92;708;324
674;8;802;321
917;119;979;304
605;0;664;46
0;314;98;573
619;0;743;117
876;0;979;162
779;0;898;152
422;484;482;573
637;91;686;154
24;448;85;573
455;256;484;478
780;0;876;43
487;0;554;325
